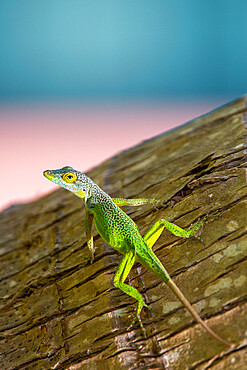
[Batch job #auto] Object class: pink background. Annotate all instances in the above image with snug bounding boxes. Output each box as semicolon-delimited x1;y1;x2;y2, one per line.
0;99;226;211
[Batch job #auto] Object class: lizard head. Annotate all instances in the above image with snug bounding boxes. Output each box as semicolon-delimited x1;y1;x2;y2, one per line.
43;166;89;198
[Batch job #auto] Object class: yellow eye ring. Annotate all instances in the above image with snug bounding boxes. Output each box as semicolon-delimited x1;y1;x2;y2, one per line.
62;172;77;183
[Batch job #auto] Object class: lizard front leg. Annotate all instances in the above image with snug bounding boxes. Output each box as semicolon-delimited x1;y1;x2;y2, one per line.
85;207;94;263
112;197;163;207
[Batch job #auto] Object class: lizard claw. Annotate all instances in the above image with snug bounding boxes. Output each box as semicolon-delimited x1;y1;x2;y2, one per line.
127;302;150;337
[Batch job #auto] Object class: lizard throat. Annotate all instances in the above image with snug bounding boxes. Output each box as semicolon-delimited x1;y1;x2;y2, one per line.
76;189;87;198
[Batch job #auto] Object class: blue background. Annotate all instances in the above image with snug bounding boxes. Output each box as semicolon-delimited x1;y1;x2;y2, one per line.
0;0;246;101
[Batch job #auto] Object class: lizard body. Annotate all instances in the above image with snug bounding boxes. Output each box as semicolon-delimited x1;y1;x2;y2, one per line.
43;166;232;346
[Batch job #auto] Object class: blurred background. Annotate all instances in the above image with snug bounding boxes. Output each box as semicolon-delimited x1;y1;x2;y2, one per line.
1;1;247;211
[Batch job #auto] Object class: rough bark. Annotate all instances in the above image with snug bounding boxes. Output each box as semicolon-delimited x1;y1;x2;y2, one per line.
0;97;246;370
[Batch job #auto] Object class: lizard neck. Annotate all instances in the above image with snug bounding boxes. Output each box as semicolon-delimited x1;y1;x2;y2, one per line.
84;177;112;208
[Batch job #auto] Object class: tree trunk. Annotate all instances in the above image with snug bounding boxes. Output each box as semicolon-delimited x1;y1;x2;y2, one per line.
0;97;246;369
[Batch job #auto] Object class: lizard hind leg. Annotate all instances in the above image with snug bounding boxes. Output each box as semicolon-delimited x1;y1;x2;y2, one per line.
143;220;167;249
143;216;208;249
113;250;149;336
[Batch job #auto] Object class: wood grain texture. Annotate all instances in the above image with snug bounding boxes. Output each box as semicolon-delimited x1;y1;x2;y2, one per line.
0;97;246;369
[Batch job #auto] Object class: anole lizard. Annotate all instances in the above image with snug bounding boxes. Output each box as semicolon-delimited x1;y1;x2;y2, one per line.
43;166;232;346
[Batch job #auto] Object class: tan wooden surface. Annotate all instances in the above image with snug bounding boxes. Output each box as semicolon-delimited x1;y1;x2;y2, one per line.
0;97;246;369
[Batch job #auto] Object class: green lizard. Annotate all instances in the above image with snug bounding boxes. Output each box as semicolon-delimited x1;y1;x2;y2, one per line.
43;166;232;346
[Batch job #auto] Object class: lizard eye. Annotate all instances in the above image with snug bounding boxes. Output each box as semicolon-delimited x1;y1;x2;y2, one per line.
62;172;77;183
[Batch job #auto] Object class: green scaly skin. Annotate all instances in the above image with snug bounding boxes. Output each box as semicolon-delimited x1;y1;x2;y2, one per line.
43;166;233;346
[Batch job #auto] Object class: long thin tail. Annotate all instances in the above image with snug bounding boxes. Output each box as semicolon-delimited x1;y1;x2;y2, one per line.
166;279;233;347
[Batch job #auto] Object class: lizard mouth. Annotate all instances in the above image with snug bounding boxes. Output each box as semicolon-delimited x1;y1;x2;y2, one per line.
43;170;56;181
43;170;51;177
